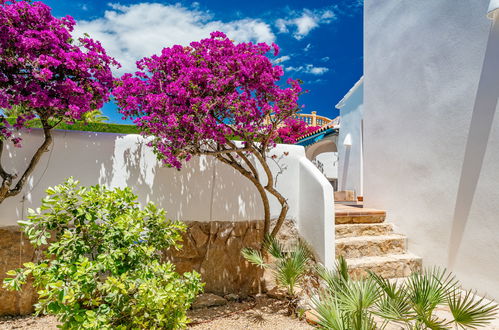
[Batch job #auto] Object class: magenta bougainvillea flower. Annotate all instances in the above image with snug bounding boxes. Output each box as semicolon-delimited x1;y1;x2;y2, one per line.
115;31;310;169
0;0;118;144
115;31;312;236
0;0;118;203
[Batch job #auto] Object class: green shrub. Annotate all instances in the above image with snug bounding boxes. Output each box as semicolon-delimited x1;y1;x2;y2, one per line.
3;178;203;329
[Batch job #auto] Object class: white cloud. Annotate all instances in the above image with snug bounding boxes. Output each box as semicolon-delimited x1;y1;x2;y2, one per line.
74;3;276;73
274;55;291;63
321;56;330;62
285;64;329;75
304;43;312;52
276;7;337;40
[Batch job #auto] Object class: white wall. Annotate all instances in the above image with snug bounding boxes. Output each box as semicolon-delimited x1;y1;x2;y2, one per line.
0;129;334;266
314;152;338;180
365;0;499;298
299;158;335;268
337;79;364;195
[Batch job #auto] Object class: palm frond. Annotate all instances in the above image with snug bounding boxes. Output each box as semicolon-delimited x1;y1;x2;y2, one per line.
275;244;310;295
315;263;345;294
448;290;499;329
311;292;351;330
263;234;285;259
406;267;458;318
336;255;350;282
370;272;415;324
241;247;268;268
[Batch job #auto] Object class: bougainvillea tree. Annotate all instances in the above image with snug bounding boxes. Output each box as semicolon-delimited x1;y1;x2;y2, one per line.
115;31;312;237
0;0;118;203
278;118;320;144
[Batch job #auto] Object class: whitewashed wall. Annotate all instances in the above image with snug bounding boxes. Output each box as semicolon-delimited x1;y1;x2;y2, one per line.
337;78;364;195
365;0;499;298
0;129;334;266
315;152;338;180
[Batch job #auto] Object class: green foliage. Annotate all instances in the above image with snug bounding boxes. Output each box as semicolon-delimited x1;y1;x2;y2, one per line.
242;235;312;297
81;110;110;123
311;257;498;330
3;178;203;329
5;117;139;134
312;258;378;329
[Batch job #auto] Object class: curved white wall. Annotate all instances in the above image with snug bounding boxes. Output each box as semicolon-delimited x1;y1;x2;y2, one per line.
298;158;335;268
0;129;334;266
337;80;364;195
365;0;499;298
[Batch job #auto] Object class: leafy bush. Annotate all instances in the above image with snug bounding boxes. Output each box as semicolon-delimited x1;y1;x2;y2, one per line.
3;178;203;329
312;257;498;329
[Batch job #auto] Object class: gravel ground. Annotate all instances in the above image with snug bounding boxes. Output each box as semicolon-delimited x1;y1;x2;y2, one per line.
0;315;58;330
0;297;313;330
189;296;314;330
3;296;499;330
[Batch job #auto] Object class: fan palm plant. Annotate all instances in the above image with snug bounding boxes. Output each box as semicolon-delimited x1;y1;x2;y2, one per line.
312;257;498;330
241;234;313;315
82;109;109;123
312;257;378;329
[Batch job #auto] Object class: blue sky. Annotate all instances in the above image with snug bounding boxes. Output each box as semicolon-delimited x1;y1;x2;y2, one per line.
44;0;363;123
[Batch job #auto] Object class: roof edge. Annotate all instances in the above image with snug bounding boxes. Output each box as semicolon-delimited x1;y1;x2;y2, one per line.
489;0;499;19
335;76;364;110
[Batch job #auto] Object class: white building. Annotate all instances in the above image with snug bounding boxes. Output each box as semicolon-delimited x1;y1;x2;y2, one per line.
339;0;499;299
336;77;364;197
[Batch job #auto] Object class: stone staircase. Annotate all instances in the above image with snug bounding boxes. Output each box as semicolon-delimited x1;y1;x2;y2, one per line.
335;205;422;279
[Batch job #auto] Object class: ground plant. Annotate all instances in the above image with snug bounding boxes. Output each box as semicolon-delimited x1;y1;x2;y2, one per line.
242;235;313;315
312;257;498;330
0;0;118;203
3;178;203;329
114;31;314;237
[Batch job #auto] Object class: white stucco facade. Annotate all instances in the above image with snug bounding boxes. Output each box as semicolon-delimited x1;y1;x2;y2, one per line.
0;129;334;267
336;78;364;195
365;0;499;298
314;152;338;180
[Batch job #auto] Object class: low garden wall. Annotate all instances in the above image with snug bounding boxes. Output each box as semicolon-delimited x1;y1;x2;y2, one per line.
0;129;334;315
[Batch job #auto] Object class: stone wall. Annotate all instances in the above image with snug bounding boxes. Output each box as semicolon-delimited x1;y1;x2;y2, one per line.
167;220;265;296
0;226;37;316
0;220;266;315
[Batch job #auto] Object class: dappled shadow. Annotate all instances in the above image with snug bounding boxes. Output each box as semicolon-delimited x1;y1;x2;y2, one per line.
0;130;263;224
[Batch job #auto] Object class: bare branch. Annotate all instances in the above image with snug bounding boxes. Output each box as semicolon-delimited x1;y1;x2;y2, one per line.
202;147;251;155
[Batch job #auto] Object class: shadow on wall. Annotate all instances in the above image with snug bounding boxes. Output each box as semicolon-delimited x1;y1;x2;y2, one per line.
0;130;263;225
341;146;351;191
448;15;499;268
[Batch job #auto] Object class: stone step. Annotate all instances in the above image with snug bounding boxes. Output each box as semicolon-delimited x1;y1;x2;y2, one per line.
336;234;406;258
346;254;423;279
336;223;394;239
335;207;386;224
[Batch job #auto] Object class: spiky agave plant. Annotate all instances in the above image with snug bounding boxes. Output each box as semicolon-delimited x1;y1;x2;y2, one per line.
312;257;498;330
241;234;313;315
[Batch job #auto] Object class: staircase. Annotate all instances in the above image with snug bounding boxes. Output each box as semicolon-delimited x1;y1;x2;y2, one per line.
335;205;422;279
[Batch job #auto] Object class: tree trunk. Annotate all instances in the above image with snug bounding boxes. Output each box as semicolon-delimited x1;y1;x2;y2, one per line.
215;153;272;235
0;119;53;204
250;148;289;237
